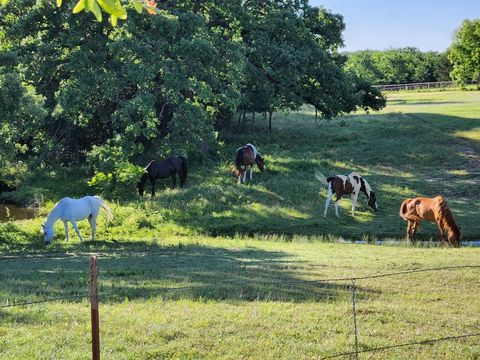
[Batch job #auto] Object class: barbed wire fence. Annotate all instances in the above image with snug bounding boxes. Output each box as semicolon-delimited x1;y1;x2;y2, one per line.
0;253;479;359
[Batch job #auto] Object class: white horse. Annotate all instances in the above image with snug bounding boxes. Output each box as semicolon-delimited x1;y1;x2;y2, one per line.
41;196;113;244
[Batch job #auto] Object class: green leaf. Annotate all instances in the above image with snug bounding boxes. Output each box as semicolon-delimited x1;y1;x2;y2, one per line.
132;0;143;14
91;0;102;22
56;0;63;7
110;14;118;26
0;0;9;6
72;0;85;14
84;0;92;12
97;0;127;19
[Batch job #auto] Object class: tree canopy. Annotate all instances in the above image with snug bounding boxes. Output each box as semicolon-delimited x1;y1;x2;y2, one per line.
0;0;385;192
448;19;480;86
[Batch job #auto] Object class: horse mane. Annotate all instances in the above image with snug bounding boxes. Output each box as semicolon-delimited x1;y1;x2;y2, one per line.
437;198;461;239
362;178;372;197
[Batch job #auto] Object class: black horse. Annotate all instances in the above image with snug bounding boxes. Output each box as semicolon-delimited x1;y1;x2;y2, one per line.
137;156;187;197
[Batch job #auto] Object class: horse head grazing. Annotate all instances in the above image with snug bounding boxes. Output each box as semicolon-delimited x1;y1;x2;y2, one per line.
448;229;461;248
368;191;378;211
41;224;55;245
255;154;265;172
137;173;148;196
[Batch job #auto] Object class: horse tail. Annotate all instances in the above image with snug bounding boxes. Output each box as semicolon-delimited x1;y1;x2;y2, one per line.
95;196;114;221
314;170;329;186
399;199;410;220
235;149;244;173
179;156;188;187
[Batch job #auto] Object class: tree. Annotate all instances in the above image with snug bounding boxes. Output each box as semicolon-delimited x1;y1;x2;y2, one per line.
1;0;159;26
346;48;453;85
1;0;386;192
344;50;382;84
448;19;480;86
301;5;344;52
239;6;310;131
0;0;244;168
239;3;383;130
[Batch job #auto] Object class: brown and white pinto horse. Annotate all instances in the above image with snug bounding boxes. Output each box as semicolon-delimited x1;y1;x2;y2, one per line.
315;171;378;217
399;196;461;247
233;143;265;184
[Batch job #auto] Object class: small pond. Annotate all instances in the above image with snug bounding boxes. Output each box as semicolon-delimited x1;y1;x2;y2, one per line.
0;204;37;221
339;239;480;247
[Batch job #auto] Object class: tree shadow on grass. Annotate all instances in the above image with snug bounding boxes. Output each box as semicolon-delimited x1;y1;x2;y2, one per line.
0;241;374;307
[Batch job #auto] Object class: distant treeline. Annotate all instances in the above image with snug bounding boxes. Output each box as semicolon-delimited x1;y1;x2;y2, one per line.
345;48;452;85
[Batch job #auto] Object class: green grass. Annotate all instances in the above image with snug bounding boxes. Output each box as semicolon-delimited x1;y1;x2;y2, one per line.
1;90;480;359
1;238;479;359
5;90;480;244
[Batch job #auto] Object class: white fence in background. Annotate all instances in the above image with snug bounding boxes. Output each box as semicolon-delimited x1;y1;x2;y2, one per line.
373;81;457;91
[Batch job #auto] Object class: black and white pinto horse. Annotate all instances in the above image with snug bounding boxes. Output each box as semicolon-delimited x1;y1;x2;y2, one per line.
315;170;378;217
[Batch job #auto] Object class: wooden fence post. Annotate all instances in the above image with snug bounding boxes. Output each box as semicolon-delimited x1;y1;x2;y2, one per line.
351;279;359;360
89;255;100;360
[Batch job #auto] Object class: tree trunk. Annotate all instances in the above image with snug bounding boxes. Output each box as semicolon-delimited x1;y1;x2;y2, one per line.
242;110;246;125
268;110;273;132
315;108;318;123
252;111;255;124
238;110;242;127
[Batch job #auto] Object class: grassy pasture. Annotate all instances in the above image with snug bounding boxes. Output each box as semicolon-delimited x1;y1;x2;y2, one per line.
1;239;479;359
3;90;480;249
1;90;480;358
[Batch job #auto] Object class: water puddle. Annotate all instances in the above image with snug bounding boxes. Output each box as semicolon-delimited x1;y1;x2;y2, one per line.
0;204;37;221
338;239;480;247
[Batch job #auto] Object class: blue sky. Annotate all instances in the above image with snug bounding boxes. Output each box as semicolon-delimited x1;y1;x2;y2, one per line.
310;0;480;52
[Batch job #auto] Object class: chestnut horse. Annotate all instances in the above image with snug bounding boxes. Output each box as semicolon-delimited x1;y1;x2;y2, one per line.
315;170;378;217
233;143;265;184
399;196;461;247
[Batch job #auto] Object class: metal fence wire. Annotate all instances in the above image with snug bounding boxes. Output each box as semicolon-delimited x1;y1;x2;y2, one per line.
0;254;479;359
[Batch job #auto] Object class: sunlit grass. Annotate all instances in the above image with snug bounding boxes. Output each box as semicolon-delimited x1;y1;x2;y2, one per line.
0;238;479;359
1;89;480;358
455;128;480;141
